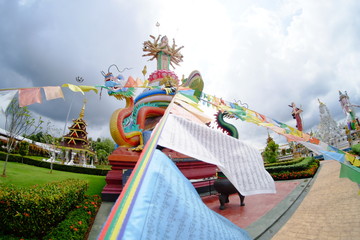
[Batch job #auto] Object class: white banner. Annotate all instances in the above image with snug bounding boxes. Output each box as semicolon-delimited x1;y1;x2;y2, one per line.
158;114;276;196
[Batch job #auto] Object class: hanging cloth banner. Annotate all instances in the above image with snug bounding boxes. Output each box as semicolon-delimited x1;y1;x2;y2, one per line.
99;94;251;239
61;84;98;95
158;114;276;196
202;93;360;184
340;163;360;191
43;86;64;100
62;84;85;95
124;76;136;87
203;93;360;167
77;85;98;94
103;149;252;240
99;95;176;239
18;88;42;107
0;90;18;113
173;93;213;124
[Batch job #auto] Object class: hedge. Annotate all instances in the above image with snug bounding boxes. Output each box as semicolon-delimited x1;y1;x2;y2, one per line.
269;160;320;180
0;152;109;176
265;157;315;174
264;157;304;167
44;195;101;240
0;179;88;238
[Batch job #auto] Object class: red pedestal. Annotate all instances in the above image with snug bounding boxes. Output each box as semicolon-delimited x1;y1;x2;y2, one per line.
101;147;140;201
101;147;217;201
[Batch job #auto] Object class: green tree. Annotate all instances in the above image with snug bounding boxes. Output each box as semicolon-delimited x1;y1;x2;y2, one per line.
26;131;45;143
93;138;115;165
2;98;43;176
263;137;279;164
18;140;30;163
96;149;109;164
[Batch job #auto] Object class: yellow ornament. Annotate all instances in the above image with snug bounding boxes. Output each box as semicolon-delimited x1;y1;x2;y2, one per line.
142;65;147;77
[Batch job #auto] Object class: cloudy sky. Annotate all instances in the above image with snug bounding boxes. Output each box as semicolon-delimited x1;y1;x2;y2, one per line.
1;0;360;149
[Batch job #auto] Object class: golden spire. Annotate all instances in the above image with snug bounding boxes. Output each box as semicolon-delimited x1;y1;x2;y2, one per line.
318;98;324;106
79;98;87;119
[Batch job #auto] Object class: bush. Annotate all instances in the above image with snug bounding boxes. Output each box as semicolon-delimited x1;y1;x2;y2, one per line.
28;143;50;157
269;159;320;180
264;157;304;167
0;179;88;238
18;141;30;159
265;157;315;174
44;195;101;240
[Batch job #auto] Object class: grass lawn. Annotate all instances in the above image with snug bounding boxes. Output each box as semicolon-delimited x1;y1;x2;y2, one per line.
0;160;106;196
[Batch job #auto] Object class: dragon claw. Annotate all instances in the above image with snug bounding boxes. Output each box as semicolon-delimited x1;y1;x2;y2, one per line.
128;145;144;152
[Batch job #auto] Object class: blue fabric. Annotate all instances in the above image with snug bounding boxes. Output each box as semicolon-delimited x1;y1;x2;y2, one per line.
142;131;152;145
121;150;251;240
321;151;346;163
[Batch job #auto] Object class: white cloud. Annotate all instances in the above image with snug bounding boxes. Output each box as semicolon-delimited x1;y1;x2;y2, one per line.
1;0;360;148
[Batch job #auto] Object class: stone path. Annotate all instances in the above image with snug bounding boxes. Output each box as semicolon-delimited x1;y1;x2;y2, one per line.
272;160;360;240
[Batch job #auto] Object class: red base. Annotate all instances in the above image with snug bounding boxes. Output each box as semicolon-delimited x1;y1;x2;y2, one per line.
101;147;217;201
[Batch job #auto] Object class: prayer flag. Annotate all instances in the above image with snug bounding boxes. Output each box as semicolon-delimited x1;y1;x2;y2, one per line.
0;90;17;113
169;103;206;125
19;88;42;107
62;84;98;94
124;76;136;87
340;163;360;185
158;114;276;196
43;86;64;100
62;84;84;95
78;85;98;94
135;78;143;87
100;150;251;240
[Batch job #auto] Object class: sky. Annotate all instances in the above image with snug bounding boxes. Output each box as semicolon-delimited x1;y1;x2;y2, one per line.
1;0;360;149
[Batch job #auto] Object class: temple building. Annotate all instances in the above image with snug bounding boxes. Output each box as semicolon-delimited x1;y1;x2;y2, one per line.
315;99;346;148
61;99;95;166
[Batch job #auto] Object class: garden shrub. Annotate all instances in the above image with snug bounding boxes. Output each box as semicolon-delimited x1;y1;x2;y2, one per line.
269;159;319;180
264;157;304;167
0;179;88;238
18;141;30;162
265;157;315;174
44;195;101;240
28;143;50;157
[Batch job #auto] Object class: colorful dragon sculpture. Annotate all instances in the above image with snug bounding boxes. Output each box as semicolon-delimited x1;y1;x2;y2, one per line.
100;35;204;151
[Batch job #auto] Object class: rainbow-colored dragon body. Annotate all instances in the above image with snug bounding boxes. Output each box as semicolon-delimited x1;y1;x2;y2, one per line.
102;69;204;151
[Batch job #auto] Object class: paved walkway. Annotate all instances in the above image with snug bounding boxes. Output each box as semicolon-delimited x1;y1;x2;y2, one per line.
272;160;360;240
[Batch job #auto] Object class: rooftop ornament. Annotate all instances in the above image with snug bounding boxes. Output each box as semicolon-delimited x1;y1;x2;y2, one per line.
143;35;184;70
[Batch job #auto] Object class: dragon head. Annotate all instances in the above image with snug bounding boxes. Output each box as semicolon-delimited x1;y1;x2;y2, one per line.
102;72;135;100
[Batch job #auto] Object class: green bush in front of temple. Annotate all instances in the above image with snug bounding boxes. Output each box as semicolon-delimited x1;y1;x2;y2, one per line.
264;157;304;167
265;157;315;174
44;194;101;240
265;157;320;180
0;179;87;238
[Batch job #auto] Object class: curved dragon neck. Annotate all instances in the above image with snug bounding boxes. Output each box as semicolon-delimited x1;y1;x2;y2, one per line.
216;111;239;139
125;97;134;109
